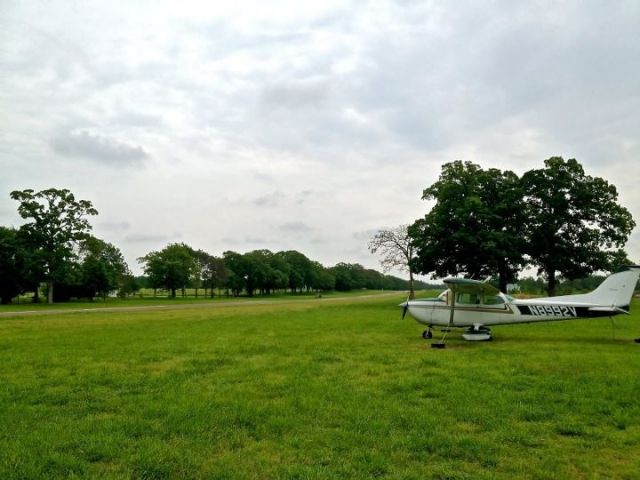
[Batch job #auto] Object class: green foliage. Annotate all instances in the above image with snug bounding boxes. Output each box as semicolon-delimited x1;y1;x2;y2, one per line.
10;188;98;304
410;161;525;291
117;274;140;298
138;243;197;298
243;249;290;295
311;261;336;291
328;262;413;291
522;157;635;295
0;227;27;304
277;250;317;292
410;158;635;295
330;262;361;291
222;250;250;296
79;237;130;300
190;249;229;296
3;188;420;305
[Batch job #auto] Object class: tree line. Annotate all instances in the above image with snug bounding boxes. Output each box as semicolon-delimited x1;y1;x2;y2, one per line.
0;188;427;304
370;157;636;296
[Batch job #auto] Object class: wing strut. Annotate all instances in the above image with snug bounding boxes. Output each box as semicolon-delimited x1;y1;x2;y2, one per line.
432;286;455;349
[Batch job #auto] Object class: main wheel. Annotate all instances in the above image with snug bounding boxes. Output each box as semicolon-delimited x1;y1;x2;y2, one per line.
422;330;433;339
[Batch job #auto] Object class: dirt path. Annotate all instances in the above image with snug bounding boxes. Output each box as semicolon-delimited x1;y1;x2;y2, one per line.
0;292;404;318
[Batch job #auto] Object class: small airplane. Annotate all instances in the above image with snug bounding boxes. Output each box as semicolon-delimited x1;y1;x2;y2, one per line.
400;265;640;346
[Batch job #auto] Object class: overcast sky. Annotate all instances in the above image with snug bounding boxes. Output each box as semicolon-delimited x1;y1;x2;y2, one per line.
1;0;639;276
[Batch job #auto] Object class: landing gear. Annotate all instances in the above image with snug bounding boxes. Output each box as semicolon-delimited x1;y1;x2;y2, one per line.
431;328;450;348
422;329;433;339
462;325;492;341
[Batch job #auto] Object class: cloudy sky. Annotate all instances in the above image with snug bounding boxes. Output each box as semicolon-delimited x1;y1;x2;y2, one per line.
1;0;639;276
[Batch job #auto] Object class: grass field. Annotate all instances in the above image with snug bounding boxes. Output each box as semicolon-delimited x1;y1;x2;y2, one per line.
1;290;389;312
1;294;640;479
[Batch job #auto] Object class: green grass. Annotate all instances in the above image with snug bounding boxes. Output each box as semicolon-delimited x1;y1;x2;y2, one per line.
1;295;640;479
1;289;391;312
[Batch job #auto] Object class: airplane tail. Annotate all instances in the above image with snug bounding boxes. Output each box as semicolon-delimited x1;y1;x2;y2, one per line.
562;265;640;309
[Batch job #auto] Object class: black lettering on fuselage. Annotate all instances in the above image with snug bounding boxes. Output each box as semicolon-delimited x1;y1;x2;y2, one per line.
527;305;576;317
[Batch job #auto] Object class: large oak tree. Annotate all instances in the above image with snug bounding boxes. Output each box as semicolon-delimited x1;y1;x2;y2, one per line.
409;161;526;292
522;157;635;295
10;188;98;304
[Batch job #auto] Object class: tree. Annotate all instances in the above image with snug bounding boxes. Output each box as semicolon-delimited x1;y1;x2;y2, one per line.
118;274;140;298
79;236;130;300
223;251;248;296
242;250;289;295
278;250;316;292
138;243;197;298
192;249;229;297
368;225;416;298
0;227;26;304
10;188;98;304
522;157;635;295
329;263;368;291
310;261;335;292
409;161;526;292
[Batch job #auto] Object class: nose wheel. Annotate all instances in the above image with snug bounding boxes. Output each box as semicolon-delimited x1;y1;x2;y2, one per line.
422;329;433;339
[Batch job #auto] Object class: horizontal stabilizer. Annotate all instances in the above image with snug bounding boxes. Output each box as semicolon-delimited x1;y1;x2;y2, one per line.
588;306;630;315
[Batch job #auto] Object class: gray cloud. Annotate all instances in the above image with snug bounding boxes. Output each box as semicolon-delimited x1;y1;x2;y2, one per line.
260;78;331;110
111;111;165;128
251;191;285;207
51;131;149;166
278;221;313;233
123;233;177;243
352;229;379;241
295;190;314;205
97;221;131;232
244;236;274;245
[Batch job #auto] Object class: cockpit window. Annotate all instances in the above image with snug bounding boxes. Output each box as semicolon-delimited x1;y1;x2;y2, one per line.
456;293;478;304
483;295;505;305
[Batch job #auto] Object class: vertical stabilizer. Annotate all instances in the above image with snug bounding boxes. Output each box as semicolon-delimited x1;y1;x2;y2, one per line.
579;266;640;307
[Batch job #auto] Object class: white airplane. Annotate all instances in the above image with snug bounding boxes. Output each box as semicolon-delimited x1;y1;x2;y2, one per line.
401;265;640;346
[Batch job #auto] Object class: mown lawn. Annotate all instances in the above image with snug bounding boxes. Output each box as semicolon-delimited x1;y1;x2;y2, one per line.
1;289;390;312
1;295;639;479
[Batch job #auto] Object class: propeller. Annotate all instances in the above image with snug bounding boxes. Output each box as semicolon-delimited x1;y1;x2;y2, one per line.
401;293;410;320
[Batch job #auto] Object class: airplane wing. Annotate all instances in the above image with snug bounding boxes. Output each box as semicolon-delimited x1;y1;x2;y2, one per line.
443;277;500;295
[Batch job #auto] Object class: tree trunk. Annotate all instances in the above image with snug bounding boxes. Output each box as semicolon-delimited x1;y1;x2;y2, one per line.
47;281;54;304
499;276;508;294
547;270;556;297
498;265;508;293
408;270;415;299
33;287;40;303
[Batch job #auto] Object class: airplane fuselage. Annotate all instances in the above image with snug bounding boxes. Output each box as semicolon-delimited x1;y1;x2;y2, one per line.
406;295;623;328
402;266;640;342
